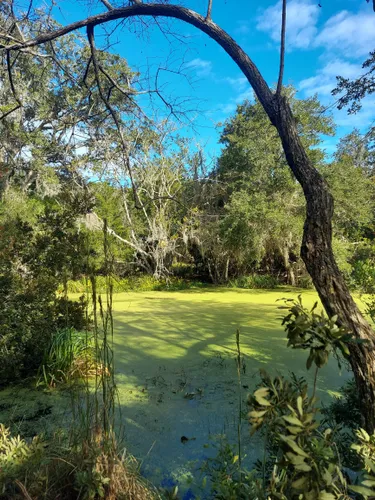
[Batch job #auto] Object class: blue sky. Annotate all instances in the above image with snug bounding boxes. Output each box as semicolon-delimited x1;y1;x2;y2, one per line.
53;0;375;159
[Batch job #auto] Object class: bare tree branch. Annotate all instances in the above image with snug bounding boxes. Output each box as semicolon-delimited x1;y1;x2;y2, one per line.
87;23;145;212
276;0;286;96
205;0;212;21
0;4;273;115
0;50;22;120
99;0;114;11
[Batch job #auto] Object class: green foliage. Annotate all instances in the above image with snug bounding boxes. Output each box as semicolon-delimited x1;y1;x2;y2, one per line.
349;241;375;294
229;274;280;289
0;190;88;384
321;379;363;470
350;428;375;498
280;295;354;370
322;379;361;432
0;424;157;500
39;328;95;387
248;372;349;499
64;275;207;294
200;440;262;499
0;424;45;495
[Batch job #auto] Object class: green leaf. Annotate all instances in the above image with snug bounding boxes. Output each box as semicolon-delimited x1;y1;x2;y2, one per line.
359;429;370;442
297;396;303;416
283;415;303;427
248;410;267;419
295;463;312;472
291;475;308;489
350;484;375;497
280;436;309;458
285;452;305;465
254;395;271;406
254;387;269;396
364;458;375;474
322;469;332;486
306;351;314;370
318;491;336;500
286;425;303;435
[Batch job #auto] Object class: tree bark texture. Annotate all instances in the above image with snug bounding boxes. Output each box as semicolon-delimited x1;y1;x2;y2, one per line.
3;2;375;430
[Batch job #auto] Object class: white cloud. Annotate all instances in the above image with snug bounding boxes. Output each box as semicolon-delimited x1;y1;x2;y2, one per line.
315;9;375;57
257;0;320;50
334;97;375;128
224;75;248;89
299;59;361;96
235;20;251;35
185;58;212;77
299;59;373;131
220;84;253;115
257;1;375;58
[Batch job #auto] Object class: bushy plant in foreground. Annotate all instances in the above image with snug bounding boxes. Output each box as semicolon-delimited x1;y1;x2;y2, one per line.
0;423;157;500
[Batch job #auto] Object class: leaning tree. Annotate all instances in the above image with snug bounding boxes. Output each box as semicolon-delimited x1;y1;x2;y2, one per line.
1;0;375;430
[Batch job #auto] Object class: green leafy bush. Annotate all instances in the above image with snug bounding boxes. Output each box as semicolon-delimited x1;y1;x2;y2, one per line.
248;372;349;499
229;274;280;289
280;295;355;371
64;275;207;294
0;205;88;385
201;439;262;499
0;424;45;495
350;240;375;293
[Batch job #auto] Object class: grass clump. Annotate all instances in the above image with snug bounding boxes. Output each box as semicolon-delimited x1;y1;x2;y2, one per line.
39;327;97;387
0;424;158;500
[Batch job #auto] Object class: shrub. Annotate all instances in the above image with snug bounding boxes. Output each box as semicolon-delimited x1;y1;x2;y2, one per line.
0;425;158;500
0;424;45;495
201;439;262;499
65;275;207;294
0;275;87;385
349;240;375;293
248;372;349;498
229;274;280;289
296;275;314;289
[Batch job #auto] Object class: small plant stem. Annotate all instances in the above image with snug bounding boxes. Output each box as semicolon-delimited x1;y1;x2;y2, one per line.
312;365;319;401
235;329;242;475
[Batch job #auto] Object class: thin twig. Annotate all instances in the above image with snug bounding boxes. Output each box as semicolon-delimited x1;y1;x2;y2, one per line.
0;50;22;120
99;0;114;10
205;0;212;21
276;0;287;96
235;329;242;473
86;24;140;208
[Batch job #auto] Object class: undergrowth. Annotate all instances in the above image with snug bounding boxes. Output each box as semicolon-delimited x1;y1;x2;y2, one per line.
62;275;208;294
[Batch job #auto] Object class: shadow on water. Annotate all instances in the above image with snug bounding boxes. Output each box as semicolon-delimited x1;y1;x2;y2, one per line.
0;289;352;499
110;290;351;498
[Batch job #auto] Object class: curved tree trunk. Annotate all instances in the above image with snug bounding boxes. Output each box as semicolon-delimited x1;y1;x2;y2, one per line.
273;96;375;431
4;2;375;430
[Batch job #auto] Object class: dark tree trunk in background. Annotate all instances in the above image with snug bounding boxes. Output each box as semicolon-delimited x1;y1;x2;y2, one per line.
281;245;296;286
4;2;375;431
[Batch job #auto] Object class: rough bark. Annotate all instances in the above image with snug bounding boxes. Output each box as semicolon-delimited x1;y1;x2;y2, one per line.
273;96;375;430
2;2;375;430
282;244;296;287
